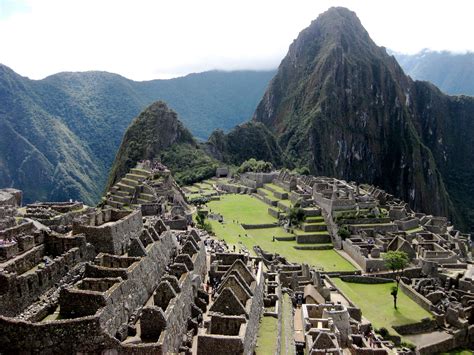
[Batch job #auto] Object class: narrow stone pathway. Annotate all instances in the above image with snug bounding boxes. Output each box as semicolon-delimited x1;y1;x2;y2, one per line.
281;293;295;355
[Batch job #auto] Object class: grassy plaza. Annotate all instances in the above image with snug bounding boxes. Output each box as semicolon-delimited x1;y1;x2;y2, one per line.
206;194;356;272
332;278;433;334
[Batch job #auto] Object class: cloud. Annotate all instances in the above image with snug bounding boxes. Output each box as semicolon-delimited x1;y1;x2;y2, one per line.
0;0;473;80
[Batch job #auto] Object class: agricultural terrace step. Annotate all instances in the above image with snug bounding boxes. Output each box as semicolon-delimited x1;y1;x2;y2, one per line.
139;193;155;201
295;234;331;244
277;201;292;213
130;168;151;177
264;183;289;194
121;178;139;187
302;223;327;232
116;183;136;193
107;200;124;208
111;194;130;204
137;198;149;204
305;216;325;223
257;188;271;197
302;208;321;217
293;244;333;250
125;173;147;182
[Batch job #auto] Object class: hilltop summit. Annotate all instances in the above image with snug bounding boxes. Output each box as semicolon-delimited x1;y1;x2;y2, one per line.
107;101;218;189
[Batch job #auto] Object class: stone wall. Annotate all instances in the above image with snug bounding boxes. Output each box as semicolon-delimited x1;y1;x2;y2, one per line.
399;281;433;312
159;239;207;353
98;231;177;336
0;221;35;239
296;234;331;244
0;231;177;353
242;223;278;229
339;275;393;284
0;314;121;353
342;240;386;272
73;209;143;254
268;208;281;219
0;243;92;317
243;172;277;186
243;262;265;354
392;318;437;335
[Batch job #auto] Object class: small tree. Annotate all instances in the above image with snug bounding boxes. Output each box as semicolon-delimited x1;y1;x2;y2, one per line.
196;210;213;234
338;226;350;240
288;207;306;227
390;285;398;309
196;210;206;228
383;251;409;309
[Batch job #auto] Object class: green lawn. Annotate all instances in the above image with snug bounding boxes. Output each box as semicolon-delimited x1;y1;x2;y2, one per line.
207;194;276;225
332;278;433;335
207;195;355;272
256;316;278;355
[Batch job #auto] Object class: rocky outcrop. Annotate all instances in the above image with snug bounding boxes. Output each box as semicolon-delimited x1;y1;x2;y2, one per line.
253;7;474;230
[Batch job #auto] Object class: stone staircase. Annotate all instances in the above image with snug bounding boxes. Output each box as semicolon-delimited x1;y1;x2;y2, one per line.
106;168;154;209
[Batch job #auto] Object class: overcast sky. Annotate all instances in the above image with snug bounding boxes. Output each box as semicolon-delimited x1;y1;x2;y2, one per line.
1;0;473;81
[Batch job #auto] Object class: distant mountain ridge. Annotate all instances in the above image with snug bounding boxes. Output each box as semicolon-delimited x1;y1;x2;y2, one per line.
395;50;474;96
0;66;274;204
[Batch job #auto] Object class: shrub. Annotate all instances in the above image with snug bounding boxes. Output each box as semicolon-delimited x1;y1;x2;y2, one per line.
377;327;389;337
338;226;350;240
237;158;273;173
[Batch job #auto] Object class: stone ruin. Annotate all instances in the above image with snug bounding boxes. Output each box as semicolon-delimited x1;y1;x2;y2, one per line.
206;169;474;353
1;165;474;354
197;255;264;354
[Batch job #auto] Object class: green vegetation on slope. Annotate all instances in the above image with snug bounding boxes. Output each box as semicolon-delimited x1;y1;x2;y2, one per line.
107;101;220;188
161;144;218;186
0;65;274;204
206;122;287;168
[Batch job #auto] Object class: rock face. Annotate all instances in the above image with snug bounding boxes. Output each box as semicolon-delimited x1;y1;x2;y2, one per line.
107;101;218;188
253;7;474;230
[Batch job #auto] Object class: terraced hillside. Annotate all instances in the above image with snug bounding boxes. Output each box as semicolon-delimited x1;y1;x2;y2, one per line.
183;178;357;272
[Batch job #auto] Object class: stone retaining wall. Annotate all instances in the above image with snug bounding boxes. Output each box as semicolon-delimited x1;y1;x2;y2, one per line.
399;280;433;312
293;244;333;250
392;318;437;335
339;275;393;284
296;234;331;244
268;208;280;219
242;223;278;229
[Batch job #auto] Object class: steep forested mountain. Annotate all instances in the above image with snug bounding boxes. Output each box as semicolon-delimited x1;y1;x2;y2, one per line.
395;50;474;96
107;101;218;189
250;7;474;231
0;67;274;204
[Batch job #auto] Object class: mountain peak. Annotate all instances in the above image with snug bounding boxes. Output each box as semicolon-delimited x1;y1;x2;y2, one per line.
252;7;474;230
